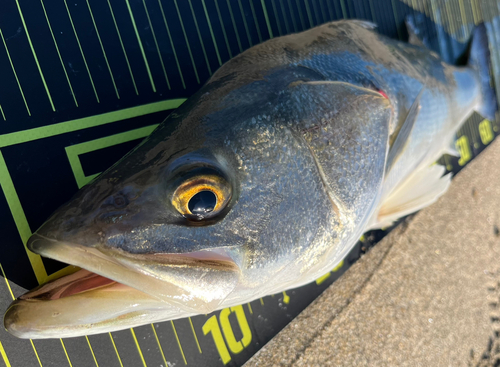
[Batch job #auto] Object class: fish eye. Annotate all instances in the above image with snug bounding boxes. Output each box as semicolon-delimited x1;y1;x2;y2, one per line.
171;174;231;220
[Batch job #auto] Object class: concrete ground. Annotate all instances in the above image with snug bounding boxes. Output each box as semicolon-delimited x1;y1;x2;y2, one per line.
245;138;500;367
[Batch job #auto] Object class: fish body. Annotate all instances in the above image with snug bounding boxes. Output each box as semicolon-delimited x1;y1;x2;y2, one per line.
4;20;495;338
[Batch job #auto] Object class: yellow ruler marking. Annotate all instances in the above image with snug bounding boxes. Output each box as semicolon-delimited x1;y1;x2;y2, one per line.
279;0;291;33
0;342;11;367
130;328;148;367
0;153;47;283
188;0;212;75
86;0;120;99
326;0;335;20
310;0;321;24
368;0;377;23
63;0;100;103
270;0;282;36
238;0;254;46
1;264;43;366
85;336;99;367
339;0;347;19
226;0;243;52
295;0;306;29
247;303;253;314
40;0;78;107
214;0;233;58
0;28;31;116
260;298;264;305
142;0;171;89
125;0;156;92
0;264;15;300
287;0;298;32
188;318;202;354
107;0;138;95
0;105;5;120
150;324;168;366
318;0;327;22
303;0;314;27
173;0;200;84
29;340;43;367
171;321;187;364
251;0;264;41
202;0;222;66
390;0;403;40
108;333;124;367
471;0;480;25
60;340;73;367
15;0;55;111
157;0;186;89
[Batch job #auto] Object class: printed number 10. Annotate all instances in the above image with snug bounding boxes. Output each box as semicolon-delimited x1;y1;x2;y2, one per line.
202;305;252;365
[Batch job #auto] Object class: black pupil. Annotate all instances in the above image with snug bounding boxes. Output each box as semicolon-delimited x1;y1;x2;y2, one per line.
188;191;217;216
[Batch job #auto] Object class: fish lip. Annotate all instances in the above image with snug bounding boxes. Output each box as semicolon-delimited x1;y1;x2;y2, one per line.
26;233;240;313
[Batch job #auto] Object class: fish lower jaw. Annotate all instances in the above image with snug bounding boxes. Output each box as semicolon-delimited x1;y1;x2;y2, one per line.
4;235;240;338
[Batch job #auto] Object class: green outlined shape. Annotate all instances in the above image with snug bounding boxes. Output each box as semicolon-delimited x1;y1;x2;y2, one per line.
0;99;185;148
0;99;184;285
65;124;158;189
0;151;47;284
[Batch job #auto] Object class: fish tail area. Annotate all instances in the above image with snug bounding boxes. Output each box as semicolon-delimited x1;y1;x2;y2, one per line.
468;23;498;121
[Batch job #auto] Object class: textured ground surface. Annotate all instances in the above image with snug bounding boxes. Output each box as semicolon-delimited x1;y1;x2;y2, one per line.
245;138;500;367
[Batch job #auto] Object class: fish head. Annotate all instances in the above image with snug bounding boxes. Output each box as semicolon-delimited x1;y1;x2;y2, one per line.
4;69;392;338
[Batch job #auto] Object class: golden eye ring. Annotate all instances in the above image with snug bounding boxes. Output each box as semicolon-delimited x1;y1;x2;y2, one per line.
171;174;231;219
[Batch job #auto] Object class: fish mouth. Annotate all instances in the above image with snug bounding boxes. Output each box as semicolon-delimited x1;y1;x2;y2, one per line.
4;234;240;339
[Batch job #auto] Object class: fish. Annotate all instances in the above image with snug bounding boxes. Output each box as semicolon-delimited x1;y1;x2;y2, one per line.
4;19;497;339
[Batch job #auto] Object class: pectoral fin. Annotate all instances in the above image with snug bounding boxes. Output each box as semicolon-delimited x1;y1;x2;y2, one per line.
385;87;424;174
368;164;451;230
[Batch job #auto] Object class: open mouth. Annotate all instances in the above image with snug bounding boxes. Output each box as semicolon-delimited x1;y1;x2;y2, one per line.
4;234;240;339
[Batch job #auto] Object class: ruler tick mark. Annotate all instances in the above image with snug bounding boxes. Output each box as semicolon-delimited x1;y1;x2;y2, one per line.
171;321;187;364
188;317;202;353
63;0;100;103
107;0;138;95
40;0;78;107
130;328;148;367
157;0;186;89
15;0;55;111
0;28;31;116
86;0;120;99
125;0;156;92
60;340;73;367
173;0;200;84
108;333;124;367
151;324;169;365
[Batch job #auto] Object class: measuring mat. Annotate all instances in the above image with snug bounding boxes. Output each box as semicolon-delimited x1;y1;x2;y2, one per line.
0;0;499;366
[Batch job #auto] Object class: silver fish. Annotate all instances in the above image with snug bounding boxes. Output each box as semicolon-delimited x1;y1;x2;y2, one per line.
4;20;496;338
